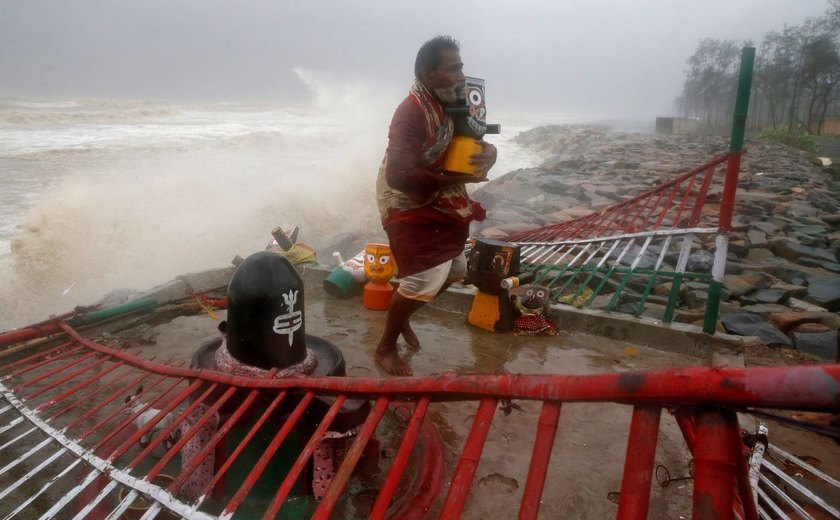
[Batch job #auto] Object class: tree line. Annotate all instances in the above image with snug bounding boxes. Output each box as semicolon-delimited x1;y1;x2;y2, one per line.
677;0;840;133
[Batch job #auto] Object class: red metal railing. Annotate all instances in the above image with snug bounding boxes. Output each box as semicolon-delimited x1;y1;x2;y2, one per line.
504;155;727;244
1;322;838;519
492;154;731;327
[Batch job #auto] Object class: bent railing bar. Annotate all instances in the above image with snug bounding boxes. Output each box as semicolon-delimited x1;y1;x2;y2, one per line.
662;234;695;323
691;408;740;520
554;241;608;296
652;183;681;229
616;405;661;520
634;235;674;316
518;400;562;520
88;375;190;453
315;396;391;518
639;184;669;231
541;243;592;288
6;346;88;387
4;455;83;518
516;227;717;249
36;359;129;414
48;362;157;425
624;235;655;315
528;243;564;266
12;327;839;409
761;458;839;518
687;165;718;227
0;423;37;453
192;389;292;512
65;368;173;439
24;354;111;401
590;206;622;238
74;379;206;519
623;188;659;234
0;341;76;375
758;474;813;519
440;397;499;519
747;424;767;514
734;434;759;520
767;443;840;489
608;199;643;238
670;173;699;230
370;397;432;519
0;433;52;475
756;485;792;520
167;370;277;495
147;385;235;479
504;155;729;243
606;237;646;312
118;377;209;469
567;212;600;241
140;384;243;520
261;395;348;520
570;237;623;302
0;379;216;520
0;442;69;504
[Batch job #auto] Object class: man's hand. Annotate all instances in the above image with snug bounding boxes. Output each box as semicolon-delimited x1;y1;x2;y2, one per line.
439;141;497;185
469;141;497;177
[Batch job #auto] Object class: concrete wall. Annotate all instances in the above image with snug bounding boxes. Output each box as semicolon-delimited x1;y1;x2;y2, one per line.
820;117;840;136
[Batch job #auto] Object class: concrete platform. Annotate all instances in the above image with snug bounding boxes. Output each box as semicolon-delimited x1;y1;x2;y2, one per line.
109;263;837;518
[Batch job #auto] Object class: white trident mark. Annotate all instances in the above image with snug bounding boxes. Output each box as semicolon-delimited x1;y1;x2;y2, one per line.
272;289;302;346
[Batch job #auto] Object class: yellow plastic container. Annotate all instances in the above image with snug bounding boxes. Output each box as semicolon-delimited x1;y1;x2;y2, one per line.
443;136;484;175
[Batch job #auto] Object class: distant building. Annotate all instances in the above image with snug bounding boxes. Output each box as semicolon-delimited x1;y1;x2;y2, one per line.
655;117;698;135
820;117;840;136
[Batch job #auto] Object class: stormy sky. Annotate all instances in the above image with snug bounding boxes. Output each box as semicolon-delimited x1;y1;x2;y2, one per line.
0;0;831;119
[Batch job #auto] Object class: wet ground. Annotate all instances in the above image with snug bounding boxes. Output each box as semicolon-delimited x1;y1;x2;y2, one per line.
117;275;838;519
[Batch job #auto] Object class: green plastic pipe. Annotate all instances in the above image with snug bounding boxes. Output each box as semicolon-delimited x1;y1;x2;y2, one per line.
67;297;159;326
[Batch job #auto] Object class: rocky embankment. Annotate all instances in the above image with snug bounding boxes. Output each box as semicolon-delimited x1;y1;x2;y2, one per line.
473;125;840;360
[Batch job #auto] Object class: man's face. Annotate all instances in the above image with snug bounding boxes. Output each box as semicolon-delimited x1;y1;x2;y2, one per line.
424;50;465;105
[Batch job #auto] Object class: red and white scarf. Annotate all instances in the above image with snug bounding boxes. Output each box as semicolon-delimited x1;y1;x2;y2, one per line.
378;80;483;224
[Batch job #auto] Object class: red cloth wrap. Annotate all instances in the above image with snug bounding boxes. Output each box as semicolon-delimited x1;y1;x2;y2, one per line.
380;85;485;277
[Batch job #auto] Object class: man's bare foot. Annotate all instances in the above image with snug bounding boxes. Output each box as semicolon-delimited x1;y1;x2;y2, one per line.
401;323;420;350
375;348;413;376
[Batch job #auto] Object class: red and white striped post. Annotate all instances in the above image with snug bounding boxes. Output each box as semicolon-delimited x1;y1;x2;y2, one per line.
704;47;755;334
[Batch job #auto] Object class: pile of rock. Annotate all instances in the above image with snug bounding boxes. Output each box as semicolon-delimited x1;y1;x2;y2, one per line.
474;125;840;360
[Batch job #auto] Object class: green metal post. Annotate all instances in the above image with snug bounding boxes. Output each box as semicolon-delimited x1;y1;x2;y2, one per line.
703;46;755;334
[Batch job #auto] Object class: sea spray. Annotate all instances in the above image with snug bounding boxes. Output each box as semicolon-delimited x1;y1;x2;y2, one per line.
0;85;541;329
0;100;388;328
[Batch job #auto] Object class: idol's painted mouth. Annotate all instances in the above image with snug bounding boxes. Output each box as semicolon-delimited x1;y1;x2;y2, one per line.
522;299;542;310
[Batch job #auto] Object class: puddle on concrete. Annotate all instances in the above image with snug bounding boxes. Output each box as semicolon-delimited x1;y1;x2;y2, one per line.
111;277;712;518
96;276;840;519
5;273;837;518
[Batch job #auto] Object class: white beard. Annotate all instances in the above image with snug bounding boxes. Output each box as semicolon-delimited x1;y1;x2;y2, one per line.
435;82;466;105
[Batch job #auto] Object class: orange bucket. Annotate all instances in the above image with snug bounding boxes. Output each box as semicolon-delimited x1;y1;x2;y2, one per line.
363;281;393;311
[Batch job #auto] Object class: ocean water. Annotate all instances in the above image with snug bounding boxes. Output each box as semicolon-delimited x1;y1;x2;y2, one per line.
0;96;547;329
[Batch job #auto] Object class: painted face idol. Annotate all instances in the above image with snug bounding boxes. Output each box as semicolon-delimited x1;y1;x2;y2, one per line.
364;243;396;283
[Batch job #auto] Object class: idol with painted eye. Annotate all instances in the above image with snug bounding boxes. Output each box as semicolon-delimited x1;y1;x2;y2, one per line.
508;284;559;336
509;285;551;316
364;243;397;284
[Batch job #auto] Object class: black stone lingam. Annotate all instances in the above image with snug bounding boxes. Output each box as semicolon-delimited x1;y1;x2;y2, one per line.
226;251;308;370
196;250;344;377
185;252;369;502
